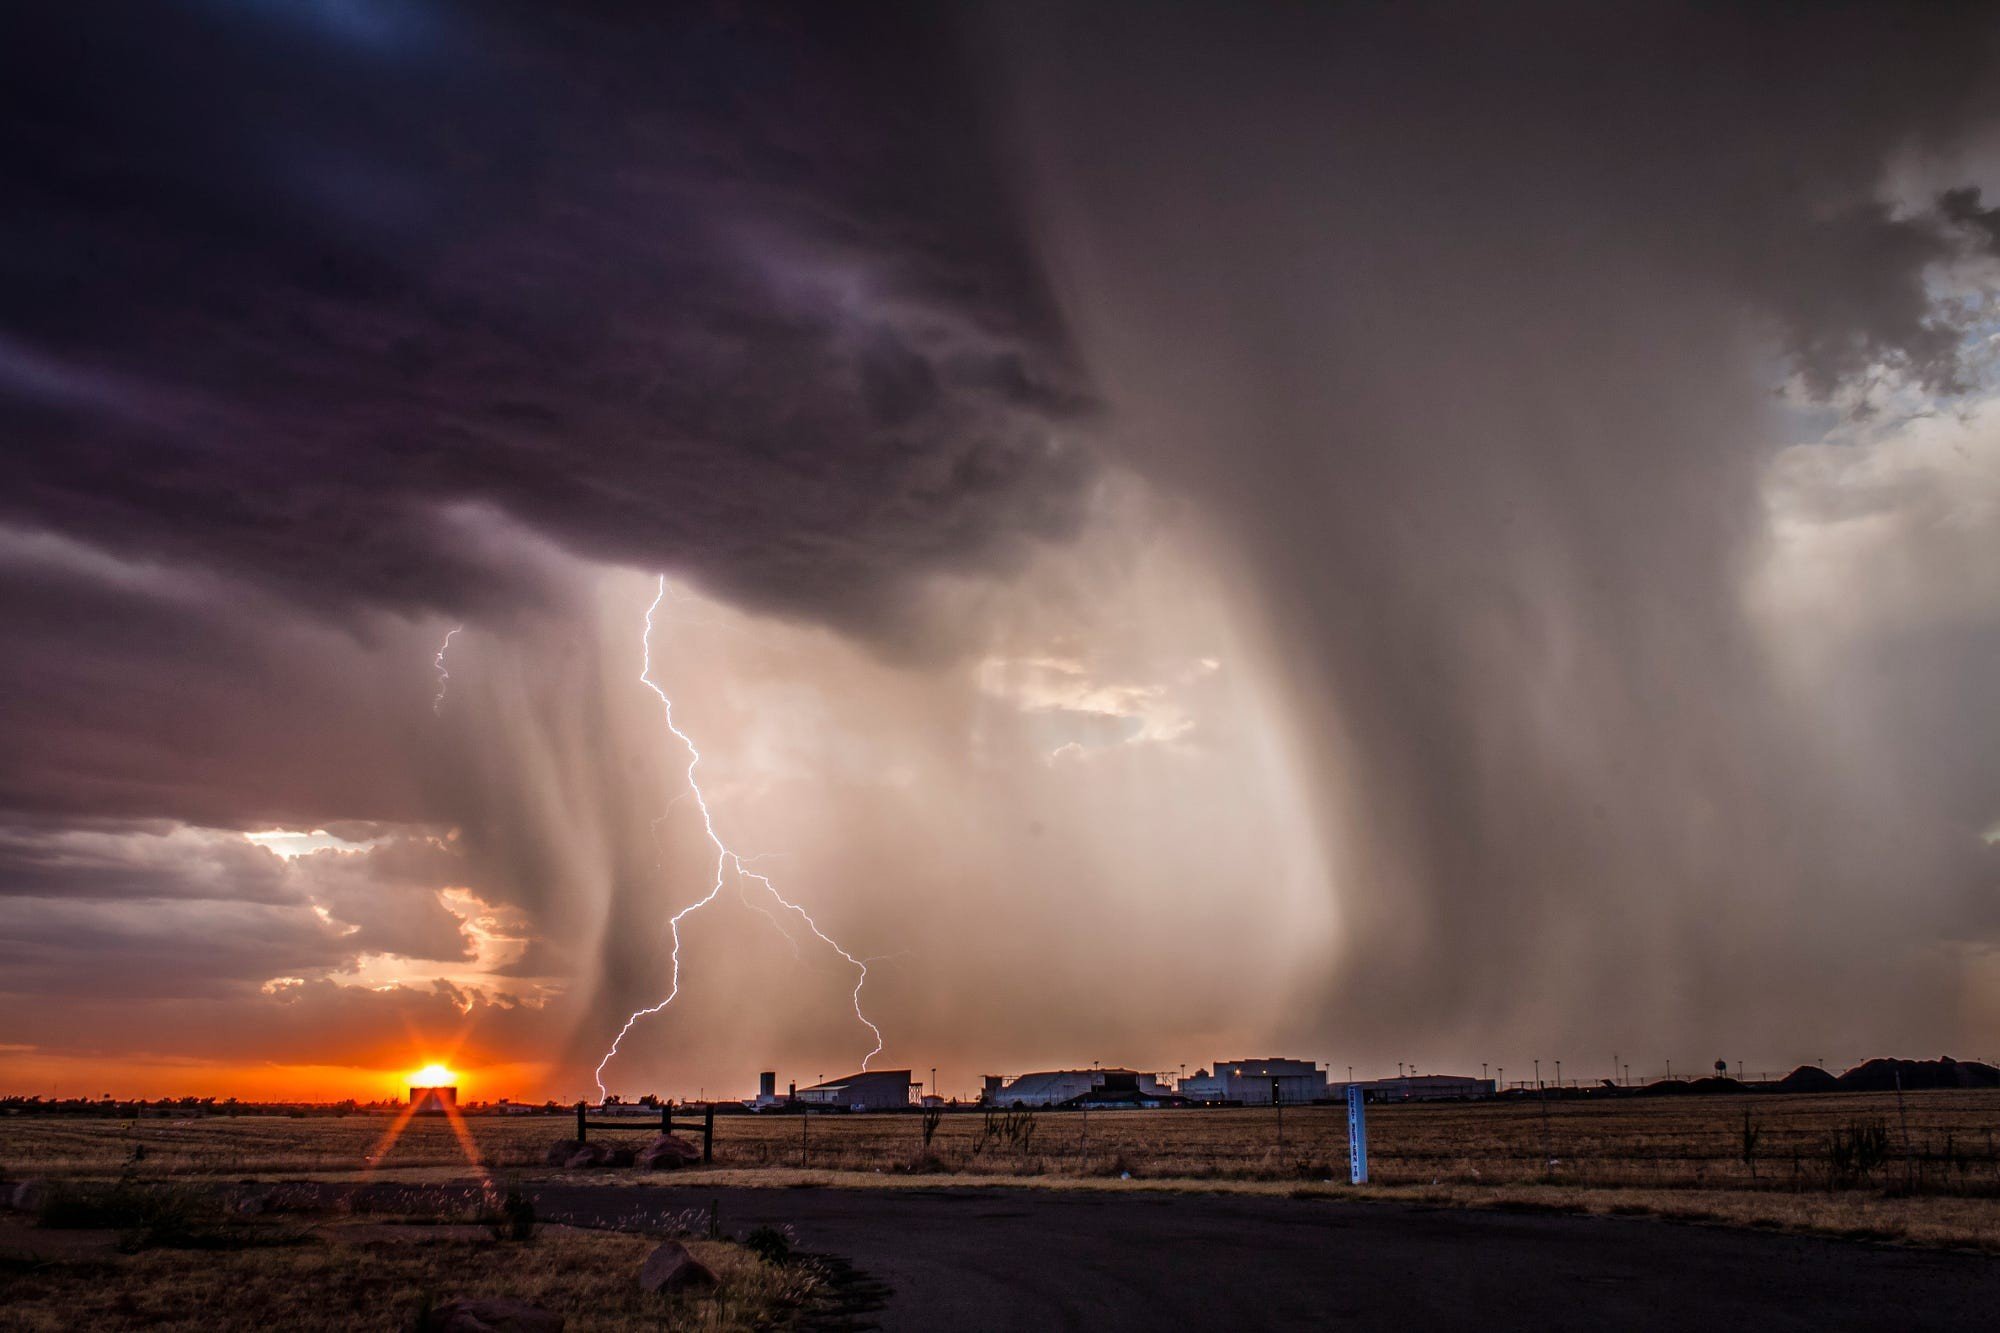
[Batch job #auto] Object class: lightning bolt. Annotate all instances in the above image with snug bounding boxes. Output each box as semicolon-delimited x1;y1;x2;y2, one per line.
593;575;883;1102
432;626;462;715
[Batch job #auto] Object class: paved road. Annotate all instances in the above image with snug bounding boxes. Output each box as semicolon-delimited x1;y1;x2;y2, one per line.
513;1183;2000;1330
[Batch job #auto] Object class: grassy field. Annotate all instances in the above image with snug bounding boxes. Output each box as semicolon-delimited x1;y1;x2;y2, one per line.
6;1091;1999;1251
0;1179;816;1332
8;1090;1998;1188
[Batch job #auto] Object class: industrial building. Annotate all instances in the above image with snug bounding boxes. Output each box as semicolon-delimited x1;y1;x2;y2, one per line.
1178;1058;1328;1104
1333;1074;1495;1102
408;1084;457;1114
983;1069;1174;1108
794;1069;915;1111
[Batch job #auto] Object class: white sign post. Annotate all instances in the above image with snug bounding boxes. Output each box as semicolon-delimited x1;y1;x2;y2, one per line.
1347;1083;1369;1184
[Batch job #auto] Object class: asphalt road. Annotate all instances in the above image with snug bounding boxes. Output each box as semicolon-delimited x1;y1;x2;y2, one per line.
512;1183;2000;1330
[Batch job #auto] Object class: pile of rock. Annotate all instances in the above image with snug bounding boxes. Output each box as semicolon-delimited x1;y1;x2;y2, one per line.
543;1133;701;1171
542;1139;633;1169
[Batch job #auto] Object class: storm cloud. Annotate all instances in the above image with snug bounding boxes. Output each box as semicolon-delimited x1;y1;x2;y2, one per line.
5;2;2000;1097
1;1;1091;635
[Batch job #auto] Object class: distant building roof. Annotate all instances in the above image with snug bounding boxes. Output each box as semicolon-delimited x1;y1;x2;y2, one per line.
800;1069;912;1093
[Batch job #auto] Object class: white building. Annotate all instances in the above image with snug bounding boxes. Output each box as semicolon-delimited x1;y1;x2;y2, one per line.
1180;1058;1328;1104
795;1069;915;1111
983;1069;1173;1108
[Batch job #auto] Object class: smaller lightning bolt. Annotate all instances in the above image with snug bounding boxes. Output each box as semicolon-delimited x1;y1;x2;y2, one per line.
432;627;462;715
594;577;883;1102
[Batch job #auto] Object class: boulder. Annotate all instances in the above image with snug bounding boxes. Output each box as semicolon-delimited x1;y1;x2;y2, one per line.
604;1145;637;1168
638;1239;718;1295
9;1178;46;1213
544;1138;587;1167
430;1297;565;1332
563;1144;610;1169
637;1134;703;1170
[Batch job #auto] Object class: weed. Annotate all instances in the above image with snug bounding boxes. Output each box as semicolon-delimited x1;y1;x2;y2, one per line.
478;1187;536;1242
743;1224;792;1265
1826;1119;1892;1188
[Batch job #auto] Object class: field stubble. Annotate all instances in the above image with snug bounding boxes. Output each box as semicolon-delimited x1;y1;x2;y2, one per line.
7;1090;1999;1249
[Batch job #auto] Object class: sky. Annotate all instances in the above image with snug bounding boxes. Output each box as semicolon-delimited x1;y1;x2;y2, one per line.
3;2;2000;1102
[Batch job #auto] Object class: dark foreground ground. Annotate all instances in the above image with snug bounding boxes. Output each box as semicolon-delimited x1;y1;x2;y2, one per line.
504;1183;1995;1330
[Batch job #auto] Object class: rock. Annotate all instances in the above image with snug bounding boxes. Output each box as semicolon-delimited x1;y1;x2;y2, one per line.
9;1178;46;1213
563;1146;605;1169
430;1296;565;1332
638;1239;718;1295
604;1145;636;1168
544;1138;586;1167
233;1192;267;1217
637;1134;703;1170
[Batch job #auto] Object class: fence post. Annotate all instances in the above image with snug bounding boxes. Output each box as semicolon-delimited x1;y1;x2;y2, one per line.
704;1105;715;1164
575;1100;587;1143
1347;1084;1369;1184
660;1103;670;1134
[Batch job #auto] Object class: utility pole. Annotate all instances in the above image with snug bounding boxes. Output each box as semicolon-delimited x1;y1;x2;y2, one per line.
1554;1060;1561;1090
1534;1058;1540;1089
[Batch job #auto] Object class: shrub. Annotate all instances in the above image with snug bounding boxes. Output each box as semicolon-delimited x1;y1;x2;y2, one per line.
899;1149;948;1175
744;1224;792;1265
479;1187;536;1242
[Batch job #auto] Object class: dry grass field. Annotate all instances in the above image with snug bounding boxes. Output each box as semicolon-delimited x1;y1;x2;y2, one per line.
0;1179;816;1332
13;1090;1996;1187
7;1090;1999;1250
1;1224;803;1333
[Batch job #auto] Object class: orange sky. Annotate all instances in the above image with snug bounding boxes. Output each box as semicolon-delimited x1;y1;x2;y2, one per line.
0;1048;556;1104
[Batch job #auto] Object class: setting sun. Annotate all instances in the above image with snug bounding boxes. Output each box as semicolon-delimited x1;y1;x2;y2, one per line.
409;1064;457;1087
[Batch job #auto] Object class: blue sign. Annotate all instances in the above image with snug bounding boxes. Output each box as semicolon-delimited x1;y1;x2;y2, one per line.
1347;1083;1369;1184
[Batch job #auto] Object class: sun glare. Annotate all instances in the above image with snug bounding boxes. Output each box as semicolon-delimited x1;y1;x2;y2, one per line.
410;1063;456;1086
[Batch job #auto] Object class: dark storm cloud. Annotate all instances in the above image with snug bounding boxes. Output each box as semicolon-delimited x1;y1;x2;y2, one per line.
999;1;2000;1060
0;1;1090;635
8;0;2000;1092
